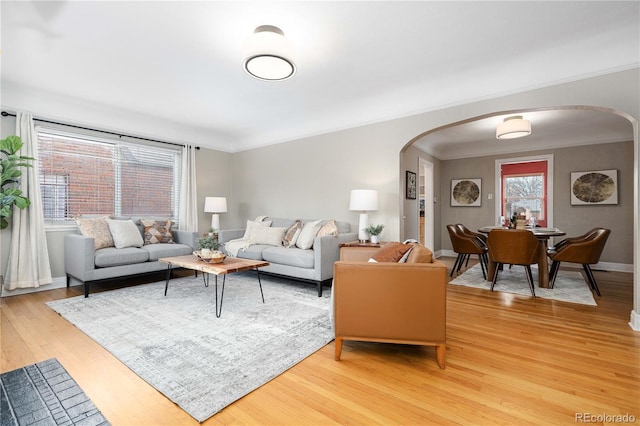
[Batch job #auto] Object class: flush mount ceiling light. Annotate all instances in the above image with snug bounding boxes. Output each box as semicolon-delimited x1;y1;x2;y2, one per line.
496;116;532;139
243;25;296;81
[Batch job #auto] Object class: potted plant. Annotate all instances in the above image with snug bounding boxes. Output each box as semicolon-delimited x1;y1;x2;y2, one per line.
365;224;384;243
1;136;34;230
196;234;220;254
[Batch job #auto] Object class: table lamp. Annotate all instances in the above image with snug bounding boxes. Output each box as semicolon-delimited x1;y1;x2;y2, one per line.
204;197;227;231
349;189;379;242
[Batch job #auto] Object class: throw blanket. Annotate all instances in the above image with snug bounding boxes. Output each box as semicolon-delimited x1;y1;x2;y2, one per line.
224;216;268;257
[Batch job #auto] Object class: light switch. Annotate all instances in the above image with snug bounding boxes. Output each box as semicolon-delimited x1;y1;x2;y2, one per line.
488;193;493;200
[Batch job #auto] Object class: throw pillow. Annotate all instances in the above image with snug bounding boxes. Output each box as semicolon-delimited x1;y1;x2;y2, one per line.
406;243;434;263
140;219;175;245
242;220;273;240
370;242;413;262
317;219;338;237
249;226;287;246
75;216;114;250
282;220;303;247
106;218;144;249
296;219;323;250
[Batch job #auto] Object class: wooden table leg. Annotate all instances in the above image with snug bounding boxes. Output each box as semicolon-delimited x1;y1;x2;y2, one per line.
487;260;497;282
537;237;550;288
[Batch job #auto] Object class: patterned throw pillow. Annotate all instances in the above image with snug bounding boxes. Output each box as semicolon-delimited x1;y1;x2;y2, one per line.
317;219;338;237
75;216;114;250
282;220;303;248
140;219;175;245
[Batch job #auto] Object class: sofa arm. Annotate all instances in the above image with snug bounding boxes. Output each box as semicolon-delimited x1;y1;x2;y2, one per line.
173;230;199;249
313;232;358;281
333;259;447;342
218;229;245;245
64;233;96;281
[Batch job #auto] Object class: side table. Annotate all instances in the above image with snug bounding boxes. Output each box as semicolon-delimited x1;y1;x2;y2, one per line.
339;241;383;261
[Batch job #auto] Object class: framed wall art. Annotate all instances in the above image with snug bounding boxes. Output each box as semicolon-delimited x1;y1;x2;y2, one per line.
406;171;417;199
570;169;618;205
451;178;481;207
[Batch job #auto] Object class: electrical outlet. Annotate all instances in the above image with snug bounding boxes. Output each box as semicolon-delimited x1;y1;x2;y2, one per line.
488;193;493;200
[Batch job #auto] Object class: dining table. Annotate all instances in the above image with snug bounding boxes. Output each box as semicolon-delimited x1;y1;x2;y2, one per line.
478;226;566;288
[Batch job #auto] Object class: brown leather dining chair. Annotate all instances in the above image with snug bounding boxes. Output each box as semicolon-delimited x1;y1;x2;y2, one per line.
487;229;541;297
447;224;488;279
547;228;610;296
455;223;488;246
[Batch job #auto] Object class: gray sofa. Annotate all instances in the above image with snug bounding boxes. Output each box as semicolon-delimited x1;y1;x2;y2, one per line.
65;220;198;297
218;218;356;296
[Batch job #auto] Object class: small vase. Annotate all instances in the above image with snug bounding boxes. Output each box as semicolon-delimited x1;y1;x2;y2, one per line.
370;235;379;244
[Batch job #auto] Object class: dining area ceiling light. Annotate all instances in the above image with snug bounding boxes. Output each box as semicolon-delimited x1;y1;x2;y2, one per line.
243;25;296;81
496;116;532;139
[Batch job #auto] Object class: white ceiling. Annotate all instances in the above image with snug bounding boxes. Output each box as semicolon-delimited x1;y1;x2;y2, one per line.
2;1;638;156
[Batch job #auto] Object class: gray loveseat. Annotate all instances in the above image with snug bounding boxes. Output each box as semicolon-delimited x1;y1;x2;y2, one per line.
218;218;356;296
64;218;198;297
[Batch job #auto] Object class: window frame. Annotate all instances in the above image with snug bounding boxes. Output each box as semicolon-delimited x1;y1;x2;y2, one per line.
36;126;183;228
495;154;554;228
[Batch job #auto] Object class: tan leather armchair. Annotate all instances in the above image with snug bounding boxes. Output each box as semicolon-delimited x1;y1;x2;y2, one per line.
333;245;447;369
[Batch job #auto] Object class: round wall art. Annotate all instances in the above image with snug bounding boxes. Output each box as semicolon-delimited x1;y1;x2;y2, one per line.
451;178;481;207
570;169;618;205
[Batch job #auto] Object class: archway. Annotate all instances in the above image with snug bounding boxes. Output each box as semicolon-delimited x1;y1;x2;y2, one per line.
399;105;638;330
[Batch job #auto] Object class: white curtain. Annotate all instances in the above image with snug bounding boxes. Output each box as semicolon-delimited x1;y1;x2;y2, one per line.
5;112;52;289
178;145;198;231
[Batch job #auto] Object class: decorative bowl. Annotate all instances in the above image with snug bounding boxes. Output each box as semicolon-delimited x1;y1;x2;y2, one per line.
193;250;226;264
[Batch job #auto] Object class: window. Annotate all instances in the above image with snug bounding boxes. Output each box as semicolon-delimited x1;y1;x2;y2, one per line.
41;173;69;220
501;160;548;227
37;129;182;222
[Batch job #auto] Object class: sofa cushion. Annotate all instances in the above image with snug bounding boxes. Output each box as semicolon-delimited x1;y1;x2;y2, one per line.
236;244;271;261
262;247;314;269
143;243;193;261
95;247;149;267
76;216;114;250
106;219;144;248
140;219;175;244
296;219;323;250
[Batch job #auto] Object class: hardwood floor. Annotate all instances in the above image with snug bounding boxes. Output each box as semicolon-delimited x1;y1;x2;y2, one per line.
2;260;638;425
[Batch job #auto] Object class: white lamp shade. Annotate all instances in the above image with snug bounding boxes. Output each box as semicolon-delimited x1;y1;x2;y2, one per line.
244;25;296;81
349;189;379;212
496;116;532;139
204;197;227;213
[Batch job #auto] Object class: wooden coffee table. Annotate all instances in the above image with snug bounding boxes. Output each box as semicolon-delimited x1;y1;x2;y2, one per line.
159;255;270;317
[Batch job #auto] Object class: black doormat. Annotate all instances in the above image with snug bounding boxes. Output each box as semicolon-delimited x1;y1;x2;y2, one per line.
1;358;109;426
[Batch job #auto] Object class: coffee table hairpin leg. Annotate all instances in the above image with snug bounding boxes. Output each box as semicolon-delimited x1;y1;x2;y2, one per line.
212;268;265;318
164;264;266;318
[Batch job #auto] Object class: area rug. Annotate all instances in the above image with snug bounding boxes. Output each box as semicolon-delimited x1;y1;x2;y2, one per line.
1;358;109;426
46;273;333;423
449;264;597;306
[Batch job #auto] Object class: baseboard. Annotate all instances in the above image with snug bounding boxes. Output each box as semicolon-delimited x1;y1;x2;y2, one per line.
1;276;69;298
438;250;633;273
630;310;640;331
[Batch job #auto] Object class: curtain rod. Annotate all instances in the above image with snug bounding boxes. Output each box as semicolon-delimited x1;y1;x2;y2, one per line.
1;111;200;150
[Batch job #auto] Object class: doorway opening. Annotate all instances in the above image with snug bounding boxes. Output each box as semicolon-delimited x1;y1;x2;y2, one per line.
419;158;434;249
